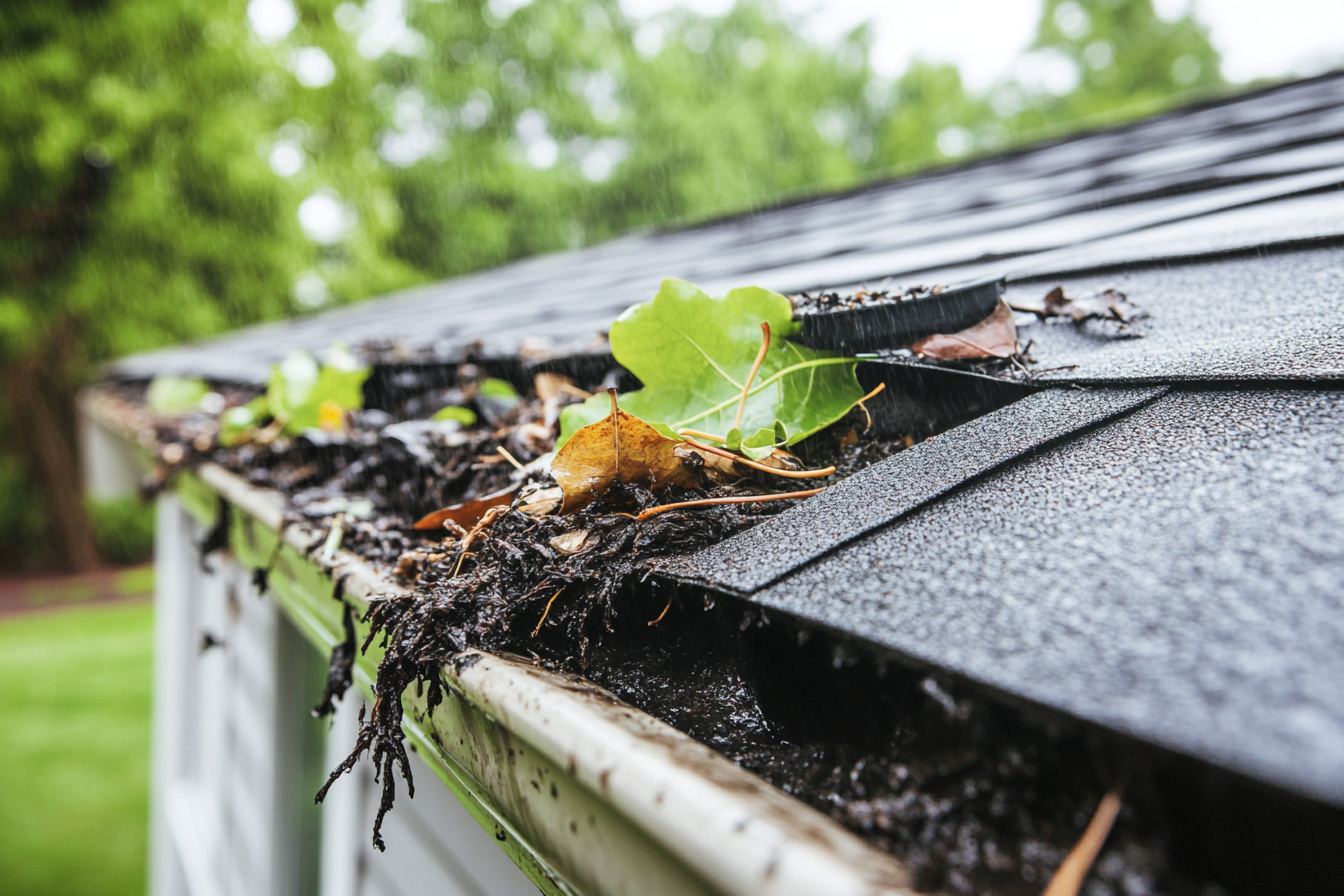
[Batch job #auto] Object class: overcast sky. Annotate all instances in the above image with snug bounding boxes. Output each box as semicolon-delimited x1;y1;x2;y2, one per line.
621;0;1344;89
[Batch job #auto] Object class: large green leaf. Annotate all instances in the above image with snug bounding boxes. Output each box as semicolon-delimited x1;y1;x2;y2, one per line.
558;279;862;457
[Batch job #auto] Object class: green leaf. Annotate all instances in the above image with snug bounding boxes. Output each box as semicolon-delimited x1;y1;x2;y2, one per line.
477;377;521;402
557;279;862;451
433;405;478;426
218;396;268;446
265;348;369;434
146;376;209;414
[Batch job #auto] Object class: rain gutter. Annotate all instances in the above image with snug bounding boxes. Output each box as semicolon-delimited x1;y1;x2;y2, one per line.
80;389;916;896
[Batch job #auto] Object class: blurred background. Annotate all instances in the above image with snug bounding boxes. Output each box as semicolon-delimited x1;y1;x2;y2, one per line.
0;0;1338;892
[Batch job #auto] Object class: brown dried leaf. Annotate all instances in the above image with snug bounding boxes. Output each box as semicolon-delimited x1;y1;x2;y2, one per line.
518;485;562;516
413;484;520;531
1015;286;1144;323
549;529;595;554
552;392;702;513
911;299;1018;360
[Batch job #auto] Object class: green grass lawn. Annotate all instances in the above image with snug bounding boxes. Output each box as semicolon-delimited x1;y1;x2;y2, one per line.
0;602;154;896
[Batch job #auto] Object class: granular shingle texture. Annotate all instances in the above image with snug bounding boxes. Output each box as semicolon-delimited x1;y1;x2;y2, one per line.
736;389;1344;806
669;387;1165;593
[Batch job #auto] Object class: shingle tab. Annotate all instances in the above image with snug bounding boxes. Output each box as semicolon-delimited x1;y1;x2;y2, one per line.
668;386;1165;594
730;389;1344;806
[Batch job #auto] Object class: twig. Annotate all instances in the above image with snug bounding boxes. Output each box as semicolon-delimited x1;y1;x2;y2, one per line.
682;436;835;479
452;505;508;577
1042;790;1123;896
855;381;887;430
532;588;564;637
648;594;675;626
734;322;771;430
677;428;726;443
495;445;526;471
636;487;824;521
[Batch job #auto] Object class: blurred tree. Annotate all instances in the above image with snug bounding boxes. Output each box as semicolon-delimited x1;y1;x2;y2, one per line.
1010;0;1222;135
0;0;414;569
384;0;880;280
0;0;1228;571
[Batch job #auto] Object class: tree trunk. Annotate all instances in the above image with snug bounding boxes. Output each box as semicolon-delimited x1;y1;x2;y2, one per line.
5;350;99;572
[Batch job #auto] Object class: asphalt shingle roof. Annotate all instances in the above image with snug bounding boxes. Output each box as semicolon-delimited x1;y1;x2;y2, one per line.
111;72;1344;804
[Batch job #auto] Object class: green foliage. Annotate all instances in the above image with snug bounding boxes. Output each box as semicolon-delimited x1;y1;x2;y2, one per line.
477;378;521;402
0;603;153;896
433;405;478;426
88;496;156;566
265;346;369;434
559;279;862;458
146;375;209;414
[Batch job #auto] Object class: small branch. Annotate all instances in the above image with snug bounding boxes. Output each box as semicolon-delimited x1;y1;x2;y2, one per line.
495;445;526;471
648;594;675;626
683;436;835;479
452;505;508;577
636;487;824;521
532;588;564;637
734;322;771;430
1042;790;1123;896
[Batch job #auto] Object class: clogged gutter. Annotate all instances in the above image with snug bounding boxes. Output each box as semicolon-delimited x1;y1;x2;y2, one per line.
108;278;1241;896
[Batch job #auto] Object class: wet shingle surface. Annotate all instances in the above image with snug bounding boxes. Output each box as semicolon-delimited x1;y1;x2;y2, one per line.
669;387;1165;593
727;389;1344;806
1003;247;1344;384
111;73;1344;382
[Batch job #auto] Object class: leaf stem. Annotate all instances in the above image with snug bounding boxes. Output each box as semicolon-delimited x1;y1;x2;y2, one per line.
734;322;771;430
673;357;859;429
678;428;726;443
635;487;824;521
683;436;835;479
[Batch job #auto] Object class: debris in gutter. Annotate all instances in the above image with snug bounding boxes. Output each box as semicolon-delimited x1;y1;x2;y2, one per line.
108;276;1267;894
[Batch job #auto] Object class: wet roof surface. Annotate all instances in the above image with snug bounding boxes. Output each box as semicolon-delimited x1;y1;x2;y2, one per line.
113;73;1344;804
669;387;1166;594
113;72;1344;381
699;389;1344;807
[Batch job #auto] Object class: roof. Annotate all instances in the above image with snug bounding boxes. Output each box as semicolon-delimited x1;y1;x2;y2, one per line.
114;71;1344;382
113;72;1344;806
